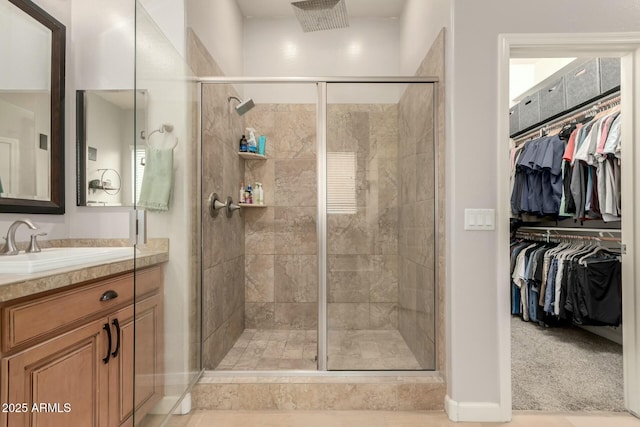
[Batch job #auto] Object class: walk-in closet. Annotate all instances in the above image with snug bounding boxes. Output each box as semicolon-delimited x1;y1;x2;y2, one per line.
509;57;624;411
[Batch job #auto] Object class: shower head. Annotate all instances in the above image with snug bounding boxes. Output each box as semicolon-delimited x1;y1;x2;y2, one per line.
291;0;349;33
228;96;255;116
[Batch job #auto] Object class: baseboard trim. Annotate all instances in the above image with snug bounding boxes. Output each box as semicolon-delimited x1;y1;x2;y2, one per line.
445;395;506;422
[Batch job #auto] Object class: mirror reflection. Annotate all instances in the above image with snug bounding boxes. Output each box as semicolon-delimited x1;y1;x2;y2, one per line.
76;90;147;207
0;0;52;202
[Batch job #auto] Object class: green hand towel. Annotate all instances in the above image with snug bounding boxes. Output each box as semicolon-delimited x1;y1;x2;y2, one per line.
138;146;173;211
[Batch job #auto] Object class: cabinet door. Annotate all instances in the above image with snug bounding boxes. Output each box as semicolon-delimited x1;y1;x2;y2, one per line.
108;305;133;426
109;294;163;427
2;319;110;427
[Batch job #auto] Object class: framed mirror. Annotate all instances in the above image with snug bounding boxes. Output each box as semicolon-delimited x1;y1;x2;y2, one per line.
76;90;147;207
0;0;65;214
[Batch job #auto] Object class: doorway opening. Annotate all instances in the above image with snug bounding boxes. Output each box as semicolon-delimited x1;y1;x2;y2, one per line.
497;33;640;419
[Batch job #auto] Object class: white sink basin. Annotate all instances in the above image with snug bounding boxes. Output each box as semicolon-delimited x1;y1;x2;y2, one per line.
0;247;134;274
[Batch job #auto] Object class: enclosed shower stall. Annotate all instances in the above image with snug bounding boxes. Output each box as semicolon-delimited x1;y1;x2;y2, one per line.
200;78;437;372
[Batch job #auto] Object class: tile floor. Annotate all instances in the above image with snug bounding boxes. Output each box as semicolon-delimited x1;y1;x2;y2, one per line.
214;329;422;371
328;330;422;370
166;410;640;427
215;329;317;370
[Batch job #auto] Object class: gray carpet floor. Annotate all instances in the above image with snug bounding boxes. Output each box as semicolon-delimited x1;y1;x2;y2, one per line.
511;316;624;411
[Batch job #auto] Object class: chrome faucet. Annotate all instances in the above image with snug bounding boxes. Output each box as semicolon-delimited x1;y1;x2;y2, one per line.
0;219;39;255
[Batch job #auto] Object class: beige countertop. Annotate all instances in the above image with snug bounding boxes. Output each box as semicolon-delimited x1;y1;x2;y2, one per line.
0;239;169;303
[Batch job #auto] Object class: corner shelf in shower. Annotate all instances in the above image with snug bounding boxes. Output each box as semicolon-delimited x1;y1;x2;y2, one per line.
238;152;266;160
239;203;268;208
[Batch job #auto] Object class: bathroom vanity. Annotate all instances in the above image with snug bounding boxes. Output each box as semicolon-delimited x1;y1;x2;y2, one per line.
0;248;167;427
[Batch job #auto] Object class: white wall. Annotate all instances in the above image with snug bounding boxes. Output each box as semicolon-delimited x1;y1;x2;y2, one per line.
0;93;50;199
186;0;243;77
448;0;640;413
137;4;196;400
0;1;51;91
84;93;125;206
2;0;134;241
119;106;141;207
72;0;135;90
139;0;186;59
509;58;576;102
400;0;451;75
68;0;133;238
0;0;71;241
243;17;401;103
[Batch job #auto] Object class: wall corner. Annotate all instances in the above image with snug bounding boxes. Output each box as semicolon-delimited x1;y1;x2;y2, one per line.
445;395;507;422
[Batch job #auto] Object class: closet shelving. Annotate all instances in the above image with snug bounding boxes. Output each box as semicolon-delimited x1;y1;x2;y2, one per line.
510;57;624;345
511;89;622;228
512;91;620;145
510;57;621;138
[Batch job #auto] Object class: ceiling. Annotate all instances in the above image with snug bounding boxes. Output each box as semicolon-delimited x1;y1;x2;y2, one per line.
236;0;406;19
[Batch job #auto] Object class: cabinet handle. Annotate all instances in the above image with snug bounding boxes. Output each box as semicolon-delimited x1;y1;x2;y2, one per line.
111;318;121;358
100;290;119;301
102;323;112;364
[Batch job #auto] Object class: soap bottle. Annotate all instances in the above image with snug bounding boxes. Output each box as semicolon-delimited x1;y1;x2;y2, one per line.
255;182;264;205
246;185;253;204
239;135;248;152
239;182;245;203
246;128;257;153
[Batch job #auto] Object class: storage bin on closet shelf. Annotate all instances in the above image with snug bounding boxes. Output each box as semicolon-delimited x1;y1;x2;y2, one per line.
509;57;621;137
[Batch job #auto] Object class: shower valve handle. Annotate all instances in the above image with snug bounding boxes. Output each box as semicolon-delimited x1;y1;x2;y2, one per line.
226;197;241;218
208;193;227;218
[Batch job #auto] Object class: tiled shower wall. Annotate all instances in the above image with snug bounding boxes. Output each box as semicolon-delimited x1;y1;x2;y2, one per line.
326;105;400;331
243;104;319;330
397;83;436;369
243;104;400;332
188;31;246;369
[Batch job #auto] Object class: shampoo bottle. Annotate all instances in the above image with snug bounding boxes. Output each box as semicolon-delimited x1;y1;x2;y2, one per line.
255;182;264;205
239;135;248;152
246;185;253;204
246;128;257;153
239;182;245;203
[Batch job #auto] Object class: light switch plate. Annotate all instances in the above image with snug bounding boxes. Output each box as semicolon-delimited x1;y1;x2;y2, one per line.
464;209;495;231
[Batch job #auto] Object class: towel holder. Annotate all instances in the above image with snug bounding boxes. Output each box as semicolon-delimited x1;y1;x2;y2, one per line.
142;123;178;149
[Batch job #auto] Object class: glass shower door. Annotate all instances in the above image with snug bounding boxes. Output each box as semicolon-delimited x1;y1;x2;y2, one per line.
132;1;201;425
324;82;436;370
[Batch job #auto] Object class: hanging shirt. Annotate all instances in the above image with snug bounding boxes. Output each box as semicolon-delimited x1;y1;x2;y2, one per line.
603;115;622;156
562;125;582;162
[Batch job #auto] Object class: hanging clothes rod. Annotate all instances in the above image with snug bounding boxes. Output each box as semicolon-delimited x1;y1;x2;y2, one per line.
517;226;621;234
515;230;621;243
512;91;621;144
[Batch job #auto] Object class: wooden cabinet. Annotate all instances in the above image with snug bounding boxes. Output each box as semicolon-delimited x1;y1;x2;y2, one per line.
108;293;163;426
0;265;164;427
2;319;109;427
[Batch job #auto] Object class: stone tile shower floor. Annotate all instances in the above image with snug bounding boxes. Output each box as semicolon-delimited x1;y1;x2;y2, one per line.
215;329;421;371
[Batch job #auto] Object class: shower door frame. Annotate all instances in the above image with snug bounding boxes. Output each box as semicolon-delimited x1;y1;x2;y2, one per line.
198;76;439;374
